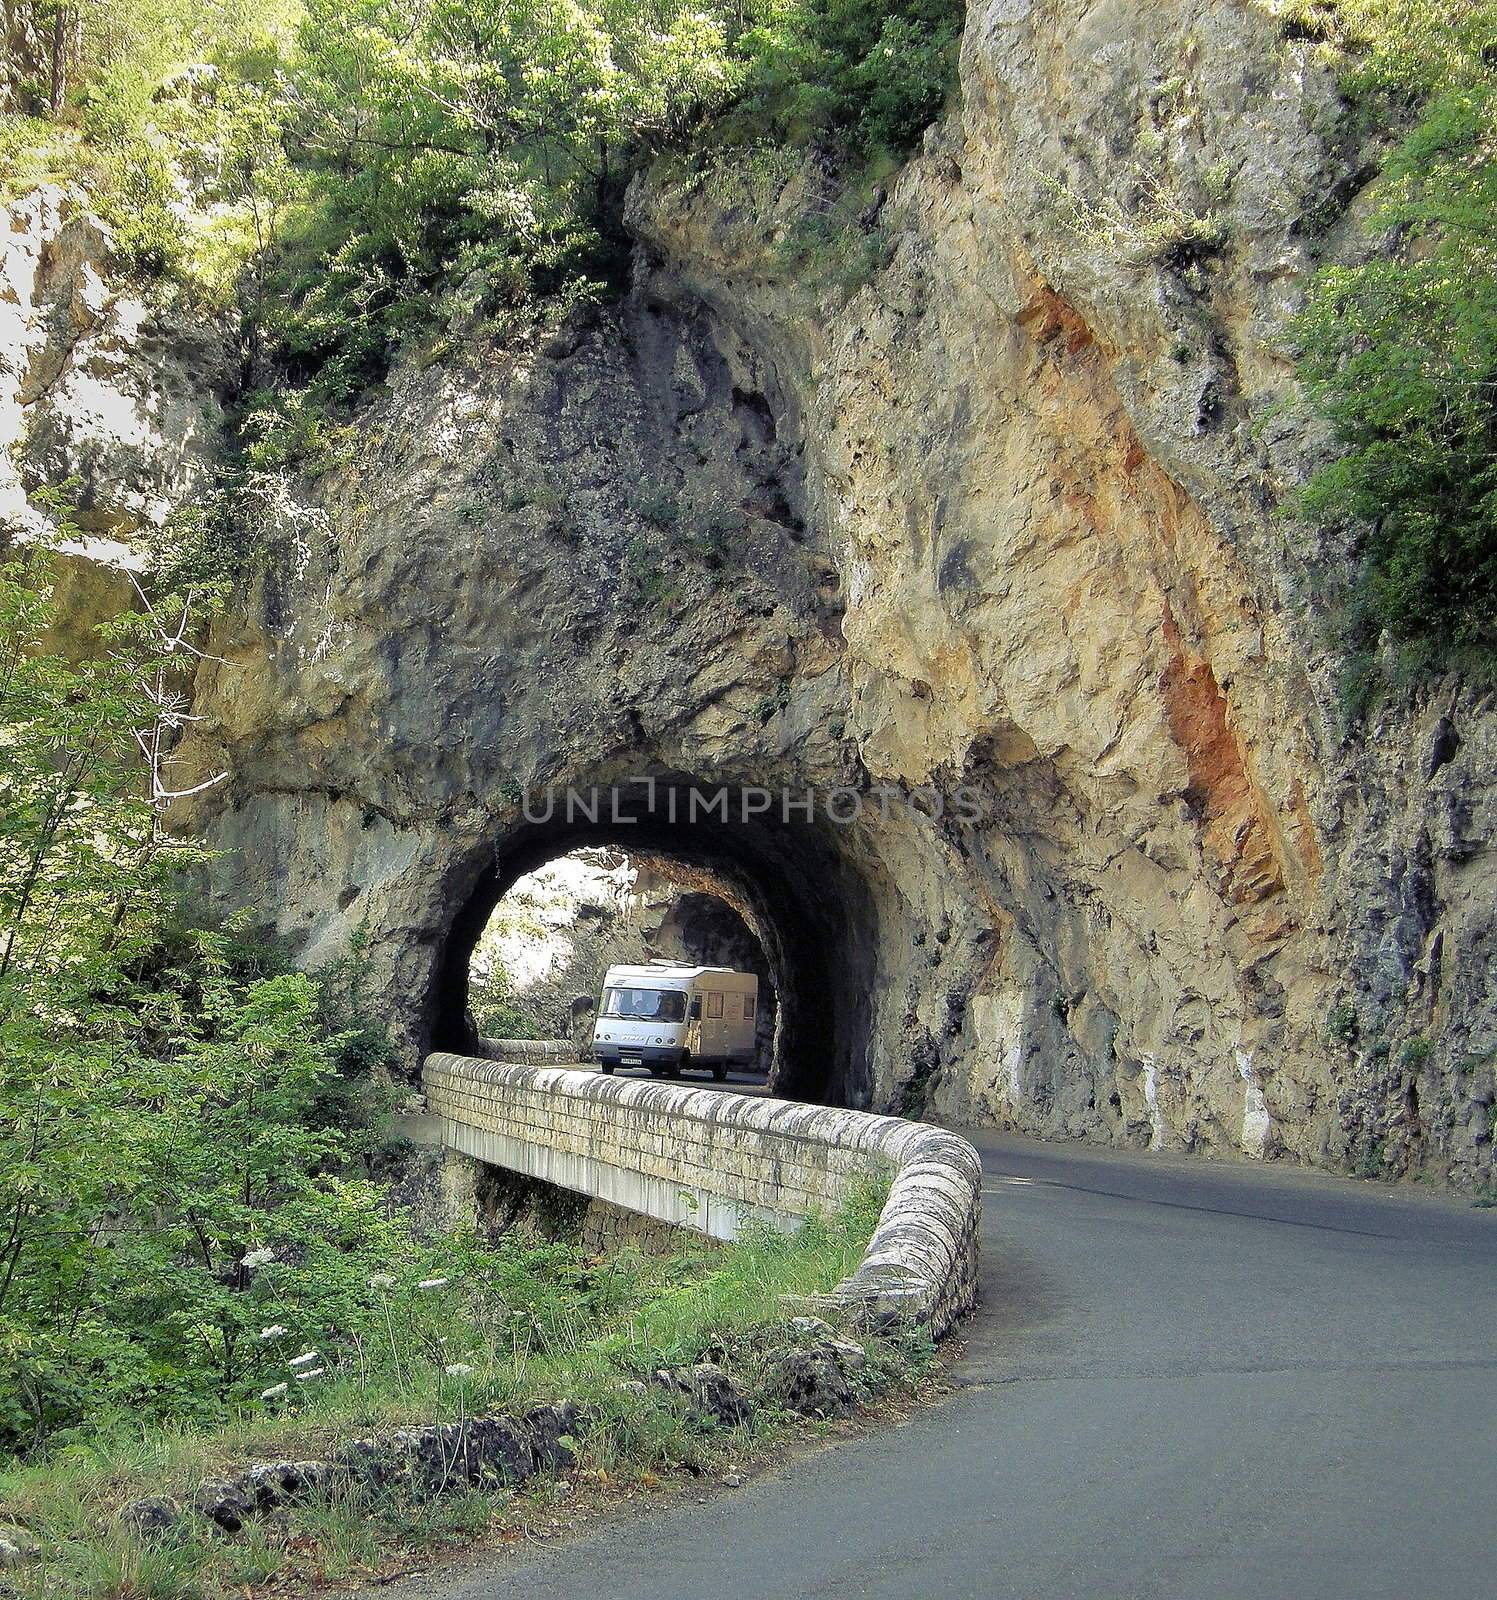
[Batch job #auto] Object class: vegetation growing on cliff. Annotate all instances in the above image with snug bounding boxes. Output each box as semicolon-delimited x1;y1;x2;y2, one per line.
1;0;962;425
7;4;1490;687
1282;1;1497;693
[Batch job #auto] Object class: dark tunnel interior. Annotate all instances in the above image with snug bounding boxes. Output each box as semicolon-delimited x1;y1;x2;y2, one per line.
428;781;879;1105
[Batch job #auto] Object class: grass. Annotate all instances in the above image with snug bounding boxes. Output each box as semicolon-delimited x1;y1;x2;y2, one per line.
0;117;80;202
1;1184;930;1598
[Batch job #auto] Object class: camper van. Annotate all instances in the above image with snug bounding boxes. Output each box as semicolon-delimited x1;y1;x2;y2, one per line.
591;962;759;1081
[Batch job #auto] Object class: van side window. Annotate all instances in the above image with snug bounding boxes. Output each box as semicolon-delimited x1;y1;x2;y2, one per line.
743;995;756;1020
706;991;723;1019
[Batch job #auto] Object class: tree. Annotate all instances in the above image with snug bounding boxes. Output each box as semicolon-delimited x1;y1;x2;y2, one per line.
0;541;398;1448
1292;5;1497;684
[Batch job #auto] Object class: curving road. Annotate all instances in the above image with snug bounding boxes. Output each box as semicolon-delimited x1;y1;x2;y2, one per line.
374;1131;1497;1600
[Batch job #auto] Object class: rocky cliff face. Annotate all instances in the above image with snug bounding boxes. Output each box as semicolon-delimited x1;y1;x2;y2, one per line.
2;1;47;115
9;1;1495;1185
0;184;232;647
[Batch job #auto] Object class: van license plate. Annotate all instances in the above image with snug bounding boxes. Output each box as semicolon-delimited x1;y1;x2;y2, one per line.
621;1054;642;1066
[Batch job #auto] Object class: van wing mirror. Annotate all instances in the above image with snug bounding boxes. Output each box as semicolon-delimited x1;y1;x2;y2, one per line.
688;998;702;1021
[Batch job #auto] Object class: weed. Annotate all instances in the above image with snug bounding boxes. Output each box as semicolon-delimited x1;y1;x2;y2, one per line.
1039;168;1227;268
639;488;681;529
1351;1137;1389;1180
2;1188;915;1599
623;537;681;608
1401;1036;1434;1069
1326;1000;1360;1045
1202;158;1234;204
752;683;792;723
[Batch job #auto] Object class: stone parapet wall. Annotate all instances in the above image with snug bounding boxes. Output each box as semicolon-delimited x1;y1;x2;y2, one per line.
476;1037;580;1064
424;1054;982;1336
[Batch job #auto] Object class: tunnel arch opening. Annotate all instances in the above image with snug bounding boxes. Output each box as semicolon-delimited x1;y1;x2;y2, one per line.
465;846;782;1079
429;780;879;1105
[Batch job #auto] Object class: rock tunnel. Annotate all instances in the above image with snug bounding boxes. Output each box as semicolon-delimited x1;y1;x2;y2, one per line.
428;780;881;1105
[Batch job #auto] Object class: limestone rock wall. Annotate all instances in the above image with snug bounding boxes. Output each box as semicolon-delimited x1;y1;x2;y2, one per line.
0;185;233;659
7;1;1494;1186
620;0;1497;1180
0;187;231;545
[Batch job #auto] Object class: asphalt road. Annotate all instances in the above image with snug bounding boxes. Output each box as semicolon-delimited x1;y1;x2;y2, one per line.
372;1132;1497;1600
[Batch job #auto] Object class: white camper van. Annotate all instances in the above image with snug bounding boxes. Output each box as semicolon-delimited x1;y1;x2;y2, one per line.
592;962;759;1081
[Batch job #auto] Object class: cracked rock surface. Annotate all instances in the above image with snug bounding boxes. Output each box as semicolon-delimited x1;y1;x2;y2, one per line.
6;0;1495;1187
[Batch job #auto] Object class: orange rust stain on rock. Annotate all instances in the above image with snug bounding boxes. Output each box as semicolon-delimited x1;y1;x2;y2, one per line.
1016;285;1095;355
1014;275;1320;914
1158;606;1285;908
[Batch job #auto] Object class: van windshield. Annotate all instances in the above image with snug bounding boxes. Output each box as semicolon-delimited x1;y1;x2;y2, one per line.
601;987;687;1023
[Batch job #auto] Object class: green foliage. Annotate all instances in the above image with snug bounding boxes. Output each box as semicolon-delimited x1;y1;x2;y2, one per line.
639;487;681;528
769;182;898;293
1400;1034;1434;1067
469;958;545;1041
0;1186;914;1598
255;0;742;406
1264;2;1495;102
0;1;300;273
1289;4;1497;686
726;0;964;156
1326;999;1361;1043
308;930;404;1159
7;2;962;433
0;549;398;1451
1351;1135;1390;1179
752;682;792;722
1041;166;1229;268
0;116;74;200
623;535;682;607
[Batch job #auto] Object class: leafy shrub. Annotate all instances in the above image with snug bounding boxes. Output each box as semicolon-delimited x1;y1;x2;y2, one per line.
1041;166;1228;268
1327;1000;1361;1044
1400;1034;1434;1067
9;3;967;474
0;115;73;199
727;0;964;156
1290;3;1497;688
0;547;396;1450
469;959;546;1041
